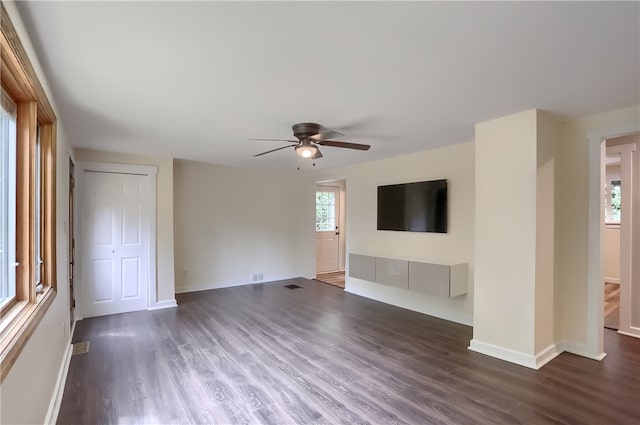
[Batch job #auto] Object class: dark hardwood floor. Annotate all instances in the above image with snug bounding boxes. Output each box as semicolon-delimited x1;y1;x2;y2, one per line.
58;278;640;425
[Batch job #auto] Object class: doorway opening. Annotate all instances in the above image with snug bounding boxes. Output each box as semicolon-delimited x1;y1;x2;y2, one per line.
68;158;76;332
601;133;638;338
315;180;346;289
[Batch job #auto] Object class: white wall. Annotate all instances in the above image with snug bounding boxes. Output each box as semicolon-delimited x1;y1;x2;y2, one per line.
0;2;72;424
173;159;315;292
315;141;475;326
73;149;176;305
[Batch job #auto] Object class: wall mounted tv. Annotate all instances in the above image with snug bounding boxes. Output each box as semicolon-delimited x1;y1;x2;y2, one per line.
377;179;447;233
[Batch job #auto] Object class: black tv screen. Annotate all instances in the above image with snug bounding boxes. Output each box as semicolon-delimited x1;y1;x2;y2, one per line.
377;179;447;233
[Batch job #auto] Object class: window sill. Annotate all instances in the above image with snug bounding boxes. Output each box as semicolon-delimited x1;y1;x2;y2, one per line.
0;287;56;382
604;223;621;229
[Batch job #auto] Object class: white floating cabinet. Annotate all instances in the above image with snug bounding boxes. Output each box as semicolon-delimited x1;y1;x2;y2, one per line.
375;257;409;289
349;253;468;298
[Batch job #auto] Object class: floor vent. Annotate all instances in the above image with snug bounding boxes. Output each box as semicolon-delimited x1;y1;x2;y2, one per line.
72;341;90;355
284;284;301;289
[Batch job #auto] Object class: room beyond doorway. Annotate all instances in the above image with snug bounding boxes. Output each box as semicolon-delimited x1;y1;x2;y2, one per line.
315;271;345;289
315;180;346;280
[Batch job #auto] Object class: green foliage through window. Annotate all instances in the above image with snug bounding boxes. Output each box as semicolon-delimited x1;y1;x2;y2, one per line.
316;191;336;231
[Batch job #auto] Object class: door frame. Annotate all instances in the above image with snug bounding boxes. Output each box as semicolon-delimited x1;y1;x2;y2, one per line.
315;184;342;274
586;122;640;358
75;161;157;319
68;157;75;331
605;142;636;337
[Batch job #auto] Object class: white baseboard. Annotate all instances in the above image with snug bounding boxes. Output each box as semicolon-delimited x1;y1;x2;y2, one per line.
617;326;640;339
534;344;563;369
468;339;562;370
558;340;607;361
44;343;73;425
70;318;77;338
148;299;178;310
176;280;261;294
175;276;299;294
604;277;620;284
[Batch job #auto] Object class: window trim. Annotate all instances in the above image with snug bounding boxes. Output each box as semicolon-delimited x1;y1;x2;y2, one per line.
0;2;57;383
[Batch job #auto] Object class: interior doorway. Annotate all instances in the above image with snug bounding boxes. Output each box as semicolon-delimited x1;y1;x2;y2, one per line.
601;134;638;339
315;180;346;289
587;123;639;359
603;150;621;330
68;158;76;331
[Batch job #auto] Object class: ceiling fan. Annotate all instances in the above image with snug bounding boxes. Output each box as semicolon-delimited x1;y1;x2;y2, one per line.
250;122;370;160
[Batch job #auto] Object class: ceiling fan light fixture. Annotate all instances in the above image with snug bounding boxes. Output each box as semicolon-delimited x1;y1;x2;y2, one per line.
295;144;317;158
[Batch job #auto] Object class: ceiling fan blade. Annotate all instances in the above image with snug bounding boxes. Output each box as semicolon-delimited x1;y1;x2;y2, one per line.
253;144;297;157
309;130;344;141
316;140;371;151
313;148;323;159
249;138;299;143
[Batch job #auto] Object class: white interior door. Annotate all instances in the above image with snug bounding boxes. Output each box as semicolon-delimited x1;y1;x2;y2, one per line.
316;186;340;273
82;171;150;317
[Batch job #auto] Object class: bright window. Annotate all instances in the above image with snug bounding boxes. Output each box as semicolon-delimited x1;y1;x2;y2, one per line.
35;127;43;292
0;2;58;383
0;90;17;308
316;190;336;231
605;179;621;224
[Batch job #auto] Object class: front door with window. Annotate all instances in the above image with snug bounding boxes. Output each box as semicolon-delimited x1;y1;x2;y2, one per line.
82;170;150;318
316;186;340;273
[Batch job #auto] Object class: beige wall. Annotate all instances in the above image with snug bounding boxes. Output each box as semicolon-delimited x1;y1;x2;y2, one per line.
73;149;176;303
535;111;559;353
0;2;72;424
173;159;315;292
315;141;475;325
474;110;539;355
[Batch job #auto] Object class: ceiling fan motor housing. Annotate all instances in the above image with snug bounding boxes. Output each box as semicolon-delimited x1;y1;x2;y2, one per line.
292;122;321;139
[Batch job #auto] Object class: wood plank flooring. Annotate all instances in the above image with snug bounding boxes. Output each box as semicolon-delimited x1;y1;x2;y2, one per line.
604;281;620;330
315;271;345;289
58;278;640;425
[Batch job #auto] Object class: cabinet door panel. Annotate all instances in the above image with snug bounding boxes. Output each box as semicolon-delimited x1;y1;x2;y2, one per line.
409;262;450;297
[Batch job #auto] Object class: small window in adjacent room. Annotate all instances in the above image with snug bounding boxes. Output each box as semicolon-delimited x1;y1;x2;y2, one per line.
605;179;621;225
316;190;336;231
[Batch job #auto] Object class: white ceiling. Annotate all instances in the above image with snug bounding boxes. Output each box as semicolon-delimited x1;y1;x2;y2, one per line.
15;1;640;170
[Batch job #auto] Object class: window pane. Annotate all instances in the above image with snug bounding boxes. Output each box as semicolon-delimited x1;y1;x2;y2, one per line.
610;180;621;222
34;127;42;287
315;190;337;232
0;91;17;302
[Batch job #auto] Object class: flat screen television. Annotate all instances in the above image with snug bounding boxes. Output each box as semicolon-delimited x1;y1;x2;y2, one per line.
377;179;447;233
